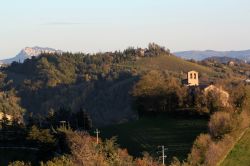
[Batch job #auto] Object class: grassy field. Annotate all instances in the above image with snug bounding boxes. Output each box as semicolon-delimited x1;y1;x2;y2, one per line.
220;128;250;166
99;115;208;162
124;55;215;75
0;148;38;166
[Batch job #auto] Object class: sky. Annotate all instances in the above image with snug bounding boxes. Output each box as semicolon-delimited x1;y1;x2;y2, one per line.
0;0;250;59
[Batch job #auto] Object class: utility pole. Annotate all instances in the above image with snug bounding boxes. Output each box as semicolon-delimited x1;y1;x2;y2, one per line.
60;121;66;129
94;129;100;144
158;145;167;166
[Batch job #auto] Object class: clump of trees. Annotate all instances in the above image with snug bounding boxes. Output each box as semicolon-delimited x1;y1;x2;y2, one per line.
27;125;57;159
44;107;92;130
133;68;249;117
0;90;25;127
56;130;160;166
27;125;56;145
10;129;160;166
208;112;237;139
132;70;187;115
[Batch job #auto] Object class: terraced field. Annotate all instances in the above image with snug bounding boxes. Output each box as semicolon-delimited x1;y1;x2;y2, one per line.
99;115;208;162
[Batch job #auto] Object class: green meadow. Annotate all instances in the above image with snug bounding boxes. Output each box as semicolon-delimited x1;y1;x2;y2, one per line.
221;128;250;166
100;115;208;162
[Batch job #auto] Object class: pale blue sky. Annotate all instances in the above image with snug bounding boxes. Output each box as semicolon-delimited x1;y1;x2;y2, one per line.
1;0;250;58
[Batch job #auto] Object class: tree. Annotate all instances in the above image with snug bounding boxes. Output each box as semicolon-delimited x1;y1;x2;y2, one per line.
208;112;235;139
0;90;25;123
75;108;92;130
147;43;166;56
206;90;224;113
230;83;247;110
132;70;186;114
187;134;212;165
27;125;56;154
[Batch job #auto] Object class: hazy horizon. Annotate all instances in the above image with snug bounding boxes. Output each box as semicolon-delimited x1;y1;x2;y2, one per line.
1;0;250;59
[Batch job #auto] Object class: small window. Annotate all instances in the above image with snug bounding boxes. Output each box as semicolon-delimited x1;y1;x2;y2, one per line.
194;73;197;79
190;73;193;79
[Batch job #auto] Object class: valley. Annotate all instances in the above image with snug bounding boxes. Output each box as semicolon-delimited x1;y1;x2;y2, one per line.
100;115;208;162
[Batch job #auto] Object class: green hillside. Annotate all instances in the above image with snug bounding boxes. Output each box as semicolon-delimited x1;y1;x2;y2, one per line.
1;51;217;127
220;128;250;166
122;55;215;75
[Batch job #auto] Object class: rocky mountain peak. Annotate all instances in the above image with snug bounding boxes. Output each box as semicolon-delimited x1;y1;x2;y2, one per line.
0;46;62;64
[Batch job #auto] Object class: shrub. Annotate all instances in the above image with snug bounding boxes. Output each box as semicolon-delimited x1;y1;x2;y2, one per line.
204;135;233;166
187;134;212;165
170;157;181;166
208;112;234;139
27;126;56;144
8;161;31;166
40;155;74;166
135;152;159;166
230;83;247;111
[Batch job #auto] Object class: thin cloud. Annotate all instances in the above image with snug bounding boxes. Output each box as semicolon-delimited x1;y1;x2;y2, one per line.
42;22;83;25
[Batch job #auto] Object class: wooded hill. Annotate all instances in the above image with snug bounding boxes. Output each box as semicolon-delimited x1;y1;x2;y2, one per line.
0;43;248;127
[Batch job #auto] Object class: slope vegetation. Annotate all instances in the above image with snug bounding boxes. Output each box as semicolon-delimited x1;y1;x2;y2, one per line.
124;55;215;75
220;128;250;166
220;86;250;166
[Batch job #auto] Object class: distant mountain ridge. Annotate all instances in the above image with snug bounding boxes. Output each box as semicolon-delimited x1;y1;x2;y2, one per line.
1;46;62;64
203;56;246;64
174;50;250;62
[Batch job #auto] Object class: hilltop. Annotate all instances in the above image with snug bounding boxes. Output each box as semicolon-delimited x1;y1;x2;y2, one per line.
133;55;213;74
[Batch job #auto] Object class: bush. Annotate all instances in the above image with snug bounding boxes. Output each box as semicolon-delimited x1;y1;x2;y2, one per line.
8;161;31;166
27;126;56;144
187;134;212;165
63;131;160;166
40;155;74;166
170;157;181;166
135;152;159;166
230;83;247;110
208;112;235;139
204;135;233;166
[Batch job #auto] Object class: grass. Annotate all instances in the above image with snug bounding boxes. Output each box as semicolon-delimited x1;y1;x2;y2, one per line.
122;55;215;76
220;128;250;166
99;115;207;162
0;148;38;166
220;86;250;166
